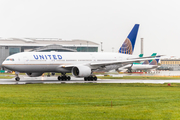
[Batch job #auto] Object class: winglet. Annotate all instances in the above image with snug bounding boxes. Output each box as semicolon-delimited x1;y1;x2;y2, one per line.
151;53;157;57
119;24;139;54
139;54;143;58
148;53;157;63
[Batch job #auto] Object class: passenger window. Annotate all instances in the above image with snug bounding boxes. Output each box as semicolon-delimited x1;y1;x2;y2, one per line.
6;58;14;61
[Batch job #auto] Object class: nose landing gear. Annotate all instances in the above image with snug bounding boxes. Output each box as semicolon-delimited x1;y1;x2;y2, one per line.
15;71;20;81
15;76;20;81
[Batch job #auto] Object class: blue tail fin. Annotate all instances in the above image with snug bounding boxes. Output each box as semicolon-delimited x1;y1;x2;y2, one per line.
119;24;139;54
149;59;159;65
142;60;149;65
142;53;157;65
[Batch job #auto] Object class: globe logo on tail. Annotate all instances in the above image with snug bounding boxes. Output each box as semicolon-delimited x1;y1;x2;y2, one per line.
143;60;149;64
150;59;158;65
119;38;133;54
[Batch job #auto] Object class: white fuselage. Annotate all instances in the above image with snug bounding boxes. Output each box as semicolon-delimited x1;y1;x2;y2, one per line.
2;52;137;73
118;64;158;72
131;64;157;70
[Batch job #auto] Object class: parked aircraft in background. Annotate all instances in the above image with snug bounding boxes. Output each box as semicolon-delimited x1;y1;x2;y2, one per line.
2;24;160;81
117;53;160;72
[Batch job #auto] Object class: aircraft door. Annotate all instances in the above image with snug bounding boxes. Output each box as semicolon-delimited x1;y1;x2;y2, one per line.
90;54;96;62
23;56;29;64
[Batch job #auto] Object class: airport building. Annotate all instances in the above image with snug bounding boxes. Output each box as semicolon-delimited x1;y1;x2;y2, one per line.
160;59;180;71
0;38;99;66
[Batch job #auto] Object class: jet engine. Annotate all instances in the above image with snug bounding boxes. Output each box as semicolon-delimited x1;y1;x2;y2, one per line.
72;66;91;77
26;73;44;77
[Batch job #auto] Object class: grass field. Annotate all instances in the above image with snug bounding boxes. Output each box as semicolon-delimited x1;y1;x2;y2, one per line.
0;76;14;79
0;83;180;119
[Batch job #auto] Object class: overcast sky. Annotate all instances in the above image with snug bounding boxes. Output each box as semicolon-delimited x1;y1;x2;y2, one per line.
0;0;180;57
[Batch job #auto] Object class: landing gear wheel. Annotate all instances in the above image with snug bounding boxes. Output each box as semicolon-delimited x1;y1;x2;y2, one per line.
15;71;20;81
58;76;61;81
90;76;93;81
57;75;71;81
61;76;64;81
67;76;71;81
87;77;90;81
51;72;55;76
15;77;20;81
84;76;97;81
93;76;97;81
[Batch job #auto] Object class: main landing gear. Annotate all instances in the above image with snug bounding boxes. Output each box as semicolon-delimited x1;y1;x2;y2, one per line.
84;76;97;81
57;73;71;81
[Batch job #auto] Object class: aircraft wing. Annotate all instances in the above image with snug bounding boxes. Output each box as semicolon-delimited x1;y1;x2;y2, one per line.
59;57;160;68
129;55;164;59
90;57;160;67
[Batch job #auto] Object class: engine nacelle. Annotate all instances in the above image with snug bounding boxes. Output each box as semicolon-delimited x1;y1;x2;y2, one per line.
72;66;91;77
26;73;43;77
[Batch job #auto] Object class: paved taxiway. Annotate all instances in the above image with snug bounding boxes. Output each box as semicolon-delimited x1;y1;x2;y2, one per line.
0;76;180;84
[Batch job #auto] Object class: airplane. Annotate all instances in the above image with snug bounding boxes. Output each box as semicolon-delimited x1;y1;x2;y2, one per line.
132;53;157;66
130;58;160;71
117;54;160;72
2;24;160;81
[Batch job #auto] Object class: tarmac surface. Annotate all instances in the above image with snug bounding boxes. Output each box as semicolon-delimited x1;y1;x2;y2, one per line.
1;75;180;84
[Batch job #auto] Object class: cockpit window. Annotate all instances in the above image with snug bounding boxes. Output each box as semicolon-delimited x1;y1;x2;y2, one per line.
6;58;14;61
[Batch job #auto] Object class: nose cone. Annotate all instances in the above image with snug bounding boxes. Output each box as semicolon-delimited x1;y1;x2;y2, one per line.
2;60;6;67
2;60;14;70
2;60;9;69
2;55;16;71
